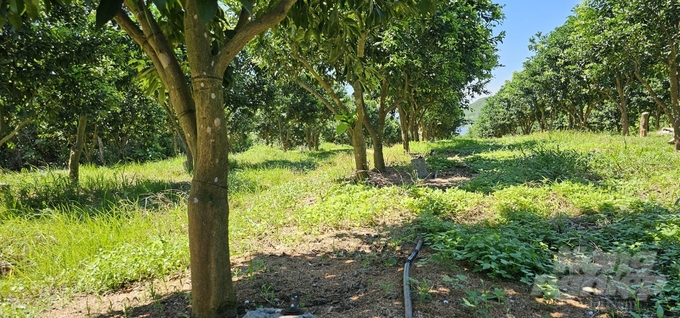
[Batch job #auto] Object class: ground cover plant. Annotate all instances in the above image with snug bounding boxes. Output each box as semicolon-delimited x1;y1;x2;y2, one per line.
1;131;679;317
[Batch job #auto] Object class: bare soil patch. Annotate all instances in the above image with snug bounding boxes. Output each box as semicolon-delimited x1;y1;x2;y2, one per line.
366;167;474;189
47;226;625;318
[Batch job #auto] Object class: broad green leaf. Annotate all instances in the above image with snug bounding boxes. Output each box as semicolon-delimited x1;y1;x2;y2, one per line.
196;0;218;24
151;0;166;10
9;0;25;15
95;0;123;29
239;0;252;15
7;10;23;28
336;122;349;134
0;16;5;28
25;0;39;19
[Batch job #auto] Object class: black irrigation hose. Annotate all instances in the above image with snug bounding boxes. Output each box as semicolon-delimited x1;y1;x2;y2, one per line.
403;237;424;318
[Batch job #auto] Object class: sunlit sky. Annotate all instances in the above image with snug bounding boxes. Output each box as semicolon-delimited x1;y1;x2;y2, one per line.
480;0;582;99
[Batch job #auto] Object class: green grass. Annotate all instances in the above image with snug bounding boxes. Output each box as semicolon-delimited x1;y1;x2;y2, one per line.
1;132;680;316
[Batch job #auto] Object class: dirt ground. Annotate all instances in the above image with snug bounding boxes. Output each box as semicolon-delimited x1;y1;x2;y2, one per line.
46;169;633;318
46;230;633;318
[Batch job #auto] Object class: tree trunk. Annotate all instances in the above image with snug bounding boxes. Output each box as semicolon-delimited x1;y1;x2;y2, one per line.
362;104;387;172
397;104;410;153
68;114;88;184
674;118;680;151
161;100;193;172
372;111;386;172
655;108;661;131
351;80;369;180
639;112;650;137
615;75;630;136
0;103;6;138
668;45;680;151
187;77;236;318
97;136;105;165
116;0;296;316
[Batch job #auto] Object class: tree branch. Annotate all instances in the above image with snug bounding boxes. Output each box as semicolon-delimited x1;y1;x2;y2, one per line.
0;115;35;147
292;45;350;114
294;77;339;116
216;0;297;74
234;7;251;32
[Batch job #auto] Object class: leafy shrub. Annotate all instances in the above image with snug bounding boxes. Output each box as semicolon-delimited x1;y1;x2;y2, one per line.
78;237;188;293
420;215;553;282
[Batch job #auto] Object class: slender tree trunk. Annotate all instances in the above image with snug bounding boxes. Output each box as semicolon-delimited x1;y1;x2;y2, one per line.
0;103;6;138
655;108;661;131
97;136;105;165
397;104;410;153
362;108;386;172
614;76;630;136
351;80;369;180
68;115;88;184
0;115;35;147
161;101;193;171
668;46;680;150
674;118;680;151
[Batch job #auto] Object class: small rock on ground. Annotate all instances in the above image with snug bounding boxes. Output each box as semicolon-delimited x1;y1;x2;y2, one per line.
242;308;316;318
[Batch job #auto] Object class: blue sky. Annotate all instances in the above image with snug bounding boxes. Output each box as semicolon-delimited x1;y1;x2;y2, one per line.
481;0;582;99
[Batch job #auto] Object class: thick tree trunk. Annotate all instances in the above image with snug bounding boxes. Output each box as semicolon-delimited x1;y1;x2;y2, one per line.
187;77;236;318
68;115;88;184
117;1;296;316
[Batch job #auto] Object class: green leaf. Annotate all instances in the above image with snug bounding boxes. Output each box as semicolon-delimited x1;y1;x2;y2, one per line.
196;0;218;24
0;16;5;28
656;302;664;318
25;0;39;19
95;0;123;29
9;0;25;15
7;10;23;28
239;0;252;15
151;0;166;10
416;0;435;15
336;122;349;134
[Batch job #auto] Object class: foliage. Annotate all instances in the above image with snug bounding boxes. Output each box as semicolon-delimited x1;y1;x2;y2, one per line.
0;4;175;169
475;0;680;144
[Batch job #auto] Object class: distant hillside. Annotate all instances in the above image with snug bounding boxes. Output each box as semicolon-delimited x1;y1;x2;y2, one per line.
465;97;488;123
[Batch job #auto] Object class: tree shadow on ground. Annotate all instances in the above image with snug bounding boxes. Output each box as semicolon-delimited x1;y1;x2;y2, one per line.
0;175;190;218
363;138;599;193
413;138;540;157
91;291;192;318
306;148;353;161
232;159;319;173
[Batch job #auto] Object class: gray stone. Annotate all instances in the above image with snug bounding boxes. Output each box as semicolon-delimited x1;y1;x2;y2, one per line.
242;308;316;318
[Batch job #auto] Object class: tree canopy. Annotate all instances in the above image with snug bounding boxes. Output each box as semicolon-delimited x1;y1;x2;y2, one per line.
475;0;680;151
